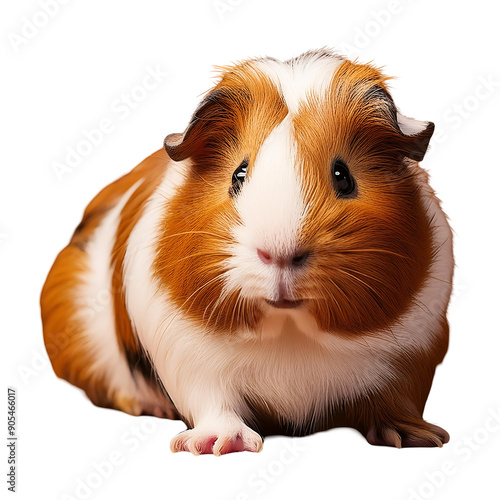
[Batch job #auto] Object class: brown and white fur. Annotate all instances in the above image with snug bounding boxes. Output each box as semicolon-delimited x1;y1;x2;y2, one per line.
41;49;453;455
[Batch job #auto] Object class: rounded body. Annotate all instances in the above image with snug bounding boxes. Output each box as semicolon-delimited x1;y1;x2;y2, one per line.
41;51;453;454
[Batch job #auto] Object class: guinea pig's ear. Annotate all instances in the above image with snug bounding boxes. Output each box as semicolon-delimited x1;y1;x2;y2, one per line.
396;112;435;162
163;92;214;162
163;93;209;162
164;87;244;162
366;85;434;162
164;132;185;161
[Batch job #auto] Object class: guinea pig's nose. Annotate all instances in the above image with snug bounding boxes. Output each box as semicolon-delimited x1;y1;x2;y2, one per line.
257;248;310;268
257;248;273;265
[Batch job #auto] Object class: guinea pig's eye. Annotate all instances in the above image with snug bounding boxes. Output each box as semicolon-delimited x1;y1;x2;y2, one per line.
229;160;249;197
331;159;356;198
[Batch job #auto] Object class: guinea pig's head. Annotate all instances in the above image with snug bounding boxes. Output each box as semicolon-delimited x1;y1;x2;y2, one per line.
156;50;435;335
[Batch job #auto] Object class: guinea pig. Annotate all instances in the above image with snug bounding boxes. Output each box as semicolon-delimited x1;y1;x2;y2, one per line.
41;49;453;455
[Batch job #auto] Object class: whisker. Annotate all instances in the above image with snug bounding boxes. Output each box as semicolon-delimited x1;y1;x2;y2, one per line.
157;230;233;243
335;248;412;261
320;279;365;329
229;290;242;333
111;229;233;265
205;278;232;328
341;266;387;287
385;323;405;353
335;268;382;300
202;295;219;323
155;251;230;273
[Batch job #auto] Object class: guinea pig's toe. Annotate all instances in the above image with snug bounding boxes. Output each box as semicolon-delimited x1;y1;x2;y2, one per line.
427;422;450;444
399;422;449;448
170;431;190;453
170;430;214;454
212;427;263;455
185;435;215;455
382;427;402;448
213;435;245;456
365;426;402;448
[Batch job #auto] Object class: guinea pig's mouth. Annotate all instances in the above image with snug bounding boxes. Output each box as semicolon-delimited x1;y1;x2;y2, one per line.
265;298;304;309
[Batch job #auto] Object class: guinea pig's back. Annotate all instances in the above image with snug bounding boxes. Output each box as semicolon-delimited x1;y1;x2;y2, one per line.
40;150;171;414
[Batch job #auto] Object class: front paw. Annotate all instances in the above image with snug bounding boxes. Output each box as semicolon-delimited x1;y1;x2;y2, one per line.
365;419;449;448
170;422;263;456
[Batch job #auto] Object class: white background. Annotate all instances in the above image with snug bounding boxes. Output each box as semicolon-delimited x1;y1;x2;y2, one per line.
2;1;499;499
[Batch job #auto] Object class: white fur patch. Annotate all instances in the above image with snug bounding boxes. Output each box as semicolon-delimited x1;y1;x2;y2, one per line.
397;112;430;136
223;115;308;302
253;52;343;114
397;164;454;347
